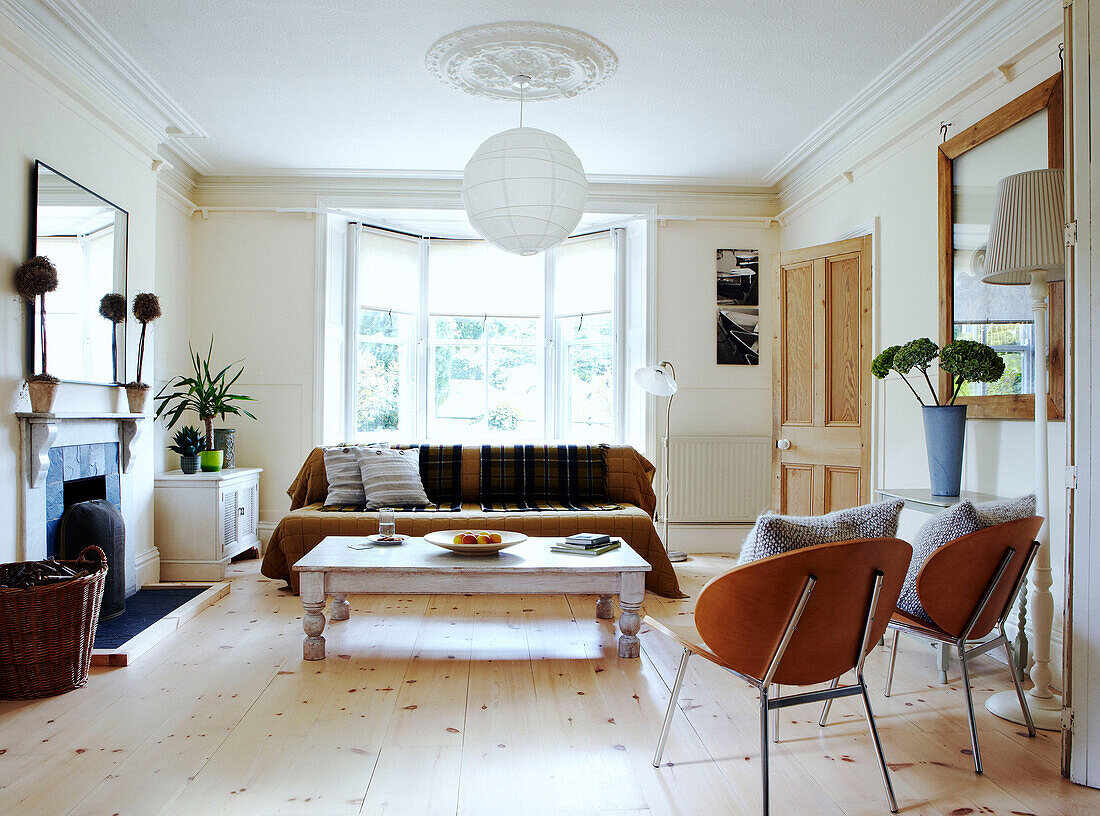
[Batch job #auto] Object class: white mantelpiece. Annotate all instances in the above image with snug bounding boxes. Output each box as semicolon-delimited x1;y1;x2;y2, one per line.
17;413;144;489
16;412;148;595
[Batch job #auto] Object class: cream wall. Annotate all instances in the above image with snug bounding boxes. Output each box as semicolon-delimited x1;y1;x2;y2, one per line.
0;16;159;578
188;213;318;526
778;45;1066;680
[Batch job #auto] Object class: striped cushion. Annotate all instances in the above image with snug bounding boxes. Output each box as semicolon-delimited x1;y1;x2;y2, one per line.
322;444;388;506
394;444;464;505
356;447;430;509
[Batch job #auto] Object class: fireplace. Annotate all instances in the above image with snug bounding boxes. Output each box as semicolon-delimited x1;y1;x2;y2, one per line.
18;412;146;594
45;444;121;558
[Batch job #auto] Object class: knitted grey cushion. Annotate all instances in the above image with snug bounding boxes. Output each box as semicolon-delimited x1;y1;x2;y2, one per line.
322;444;389;506
737;499;904;566
897;494;1036;625
357;447;430;509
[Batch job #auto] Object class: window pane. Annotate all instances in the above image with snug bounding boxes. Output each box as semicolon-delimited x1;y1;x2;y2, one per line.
558;313;613;440
433;316;484;341
359;229;420;313
488;346;541;436
357;309;414;434
432;345;486;437
953;322;1033;395
555;234;613;316
428;240;543;316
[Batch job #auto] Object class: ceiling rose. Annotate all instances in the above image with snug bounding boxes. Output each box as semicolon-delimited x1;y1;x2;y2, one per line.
426;22;618;101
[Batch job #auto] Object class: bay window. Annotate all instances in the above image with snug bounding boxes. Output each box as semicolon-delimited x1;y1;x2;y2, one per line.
348;223;627;443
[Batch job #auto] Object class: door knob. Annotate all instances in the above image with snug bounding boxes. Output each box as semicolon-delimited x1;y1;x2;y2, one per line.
776;439;791;450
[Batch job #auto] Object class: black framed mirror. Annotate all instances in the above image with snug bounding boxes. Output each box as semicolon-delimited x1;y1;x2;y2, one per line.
27;160;129;385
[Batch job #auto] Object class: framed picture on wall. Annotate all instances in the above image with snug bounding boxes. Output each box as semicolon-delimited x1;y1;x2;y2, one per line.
716;249;759;365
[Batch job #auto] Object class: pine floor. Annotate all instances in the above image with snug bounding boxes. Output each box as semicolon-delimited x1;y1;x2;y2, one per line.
1;554;1097;816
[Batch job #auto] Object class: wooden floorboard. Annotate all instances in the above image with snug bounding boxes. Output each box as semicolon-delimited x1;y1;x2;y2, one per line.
0;554;1096;815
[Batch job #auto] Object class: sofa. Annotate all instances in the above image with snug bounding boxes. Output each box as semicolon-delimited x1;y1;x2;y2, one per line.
260;444;684;598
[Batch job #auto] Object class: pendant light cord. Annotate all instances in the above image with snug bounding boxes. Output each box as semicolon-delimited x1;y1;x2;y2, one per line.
519;84;525;128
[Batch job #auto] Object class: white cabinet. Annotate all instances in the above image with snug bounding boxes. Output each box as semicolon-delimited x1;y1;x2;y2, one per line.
154;467;263;581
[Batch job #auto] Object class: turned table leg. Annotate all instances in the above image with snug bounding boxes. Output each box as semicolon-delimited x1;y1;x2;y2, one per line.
596;594;614;620
331;593;350;622
300;571;327;660
617;571;645;659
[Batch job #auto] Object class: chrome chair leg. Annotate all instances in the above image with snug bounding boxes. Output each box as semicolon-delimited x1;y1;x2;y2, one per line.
760;685;771;816
818;676;841;726
884;629;900;697
859;678;899;813
957;640;983;774
1003;633;1036;738
771;684;780;743
652;648;692;768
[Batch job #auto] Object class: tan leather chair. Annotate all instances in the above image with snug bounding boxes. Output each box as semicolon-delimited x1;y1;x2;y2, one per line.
646;538;912;816
879;516;1042;774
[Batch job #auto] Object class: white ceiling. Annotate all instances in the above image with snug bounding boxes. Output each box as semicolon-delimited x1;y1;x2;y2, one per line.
80;0;961;181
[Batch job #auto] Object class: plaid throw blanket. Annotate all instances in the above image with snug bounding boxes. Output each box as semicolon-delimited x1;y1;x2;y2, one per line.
479;444;620;511
399;444;464;505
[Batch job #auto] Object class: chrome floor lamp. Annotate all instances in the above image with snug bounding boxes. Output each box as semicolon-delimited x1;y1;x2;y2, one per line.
635;361;686;562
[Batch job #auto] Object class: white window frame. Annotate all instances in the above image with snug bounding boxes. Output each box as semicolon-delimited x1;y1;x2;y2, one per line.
345;223;628;442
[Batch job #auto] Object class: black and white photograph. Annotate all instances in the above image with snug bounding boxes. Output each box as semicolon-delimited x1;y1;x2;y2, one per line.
716;249;760;365
716;248;759;306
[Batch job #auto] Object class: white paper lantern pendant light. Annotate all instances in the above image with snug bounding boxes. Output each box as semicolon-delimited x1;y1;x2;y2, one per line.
427;23;618;256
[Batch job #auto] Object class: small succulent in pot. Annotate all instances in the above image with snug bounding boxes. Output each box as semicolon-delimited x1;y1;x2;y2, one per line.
98;292;126;383
168;425;206;474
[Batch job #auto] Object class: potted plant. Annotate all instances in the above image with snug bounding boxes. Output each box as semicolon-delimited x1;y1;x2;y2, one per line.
125;292;161;413
98;292;126;384
154;338;256;473
15;255;60;412
872;337;1005;497
168;426;205;474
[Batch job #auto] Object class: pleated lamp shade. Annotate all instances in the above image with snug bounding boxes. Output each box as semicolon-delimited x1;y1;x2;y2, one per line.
982;168;1066;285
462;127;588;256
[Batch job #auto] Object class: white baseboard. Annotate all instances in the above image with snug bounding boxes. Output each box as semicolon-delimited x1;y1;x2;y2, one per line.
257;521;278;555
135;547;161;587
665;523;752;555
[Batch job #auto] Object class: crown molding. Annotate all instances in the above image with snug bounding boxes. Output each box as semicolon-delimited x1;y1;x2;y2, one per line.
0;0;212;173
765;0;1058;194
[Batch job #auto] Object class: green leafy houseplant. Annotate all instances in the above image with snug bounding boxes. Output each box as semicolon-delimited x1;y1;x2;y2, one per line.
155;339;257;451
871;337;1005;405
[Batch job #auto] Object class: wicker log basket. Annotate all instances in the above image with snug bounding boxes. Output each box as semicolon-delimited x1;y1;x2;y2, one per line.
0;546;108;700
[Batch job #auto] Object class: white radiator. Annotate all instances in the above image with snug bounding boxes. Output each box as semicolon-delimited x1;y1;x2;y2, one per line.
661;436;772;523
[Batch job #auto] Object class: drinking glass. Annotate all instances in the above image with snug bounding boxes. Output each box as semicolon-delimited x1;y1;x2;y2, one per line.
378;508;396;539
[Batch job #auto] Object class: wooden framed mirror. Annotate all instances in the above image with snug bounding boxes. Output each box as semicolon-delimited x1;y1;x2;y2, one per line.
938;73;1064;420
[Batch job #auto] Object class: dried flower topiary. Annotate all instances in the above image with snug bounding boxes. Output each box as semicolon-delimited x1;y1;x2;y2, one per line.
131;292;161;386
99;293;127;382
14;255;58;302
132;292;162;324
15;255;59;379
98;293;126;323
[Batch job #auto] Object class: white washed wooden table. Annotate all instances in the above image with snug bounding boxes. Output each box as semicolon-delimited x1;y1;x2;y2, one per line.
292;535;651;660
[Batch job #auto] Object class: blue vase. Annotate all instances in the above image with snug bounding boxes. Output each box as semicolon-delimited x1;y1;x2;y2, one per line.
922;404;967;497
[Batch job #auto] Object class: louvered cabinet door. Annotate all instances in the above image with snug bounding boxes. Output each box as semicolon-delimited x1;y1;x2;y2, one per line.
772;237;872;516
221;488;241;556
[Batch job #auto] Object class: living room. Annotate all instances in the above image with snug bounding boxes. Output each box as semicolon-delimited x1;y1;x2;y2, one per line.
2;0;1100;813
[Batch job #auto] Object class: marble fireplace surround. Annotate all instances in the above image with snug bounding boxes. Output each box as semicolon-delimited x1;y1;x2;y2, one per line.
17;413;146;595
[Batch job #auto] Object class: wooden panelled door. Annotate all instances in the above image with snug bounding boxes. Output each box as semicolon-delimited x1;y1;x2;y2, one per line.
772;236;872;515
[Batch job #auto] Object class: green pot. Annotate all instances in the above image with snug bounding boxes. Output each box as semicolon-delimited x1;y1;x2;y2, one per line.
199;449;224;472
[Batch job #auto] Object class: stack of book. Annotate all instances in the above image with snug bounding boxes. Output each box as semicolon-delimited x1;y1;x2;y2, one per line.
551;533;621;556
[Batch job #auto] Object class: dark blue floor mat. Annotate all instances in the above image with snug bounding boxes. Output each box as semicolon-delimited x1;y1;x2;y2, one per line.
93;587;207;649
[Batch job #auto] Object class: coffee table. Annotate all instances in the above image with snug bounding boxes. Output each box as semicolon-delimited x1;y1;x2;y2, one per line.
292;535;651;660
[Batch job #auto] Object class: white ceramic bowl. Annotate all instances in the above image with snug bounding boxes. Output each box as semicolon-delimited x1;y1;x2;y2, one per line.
424;529;527;555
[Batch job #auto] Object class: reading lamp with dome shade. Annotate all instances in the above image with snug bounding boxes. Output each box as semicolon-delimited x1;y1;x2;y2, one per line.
979;168;1065;732
634;362;686;562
